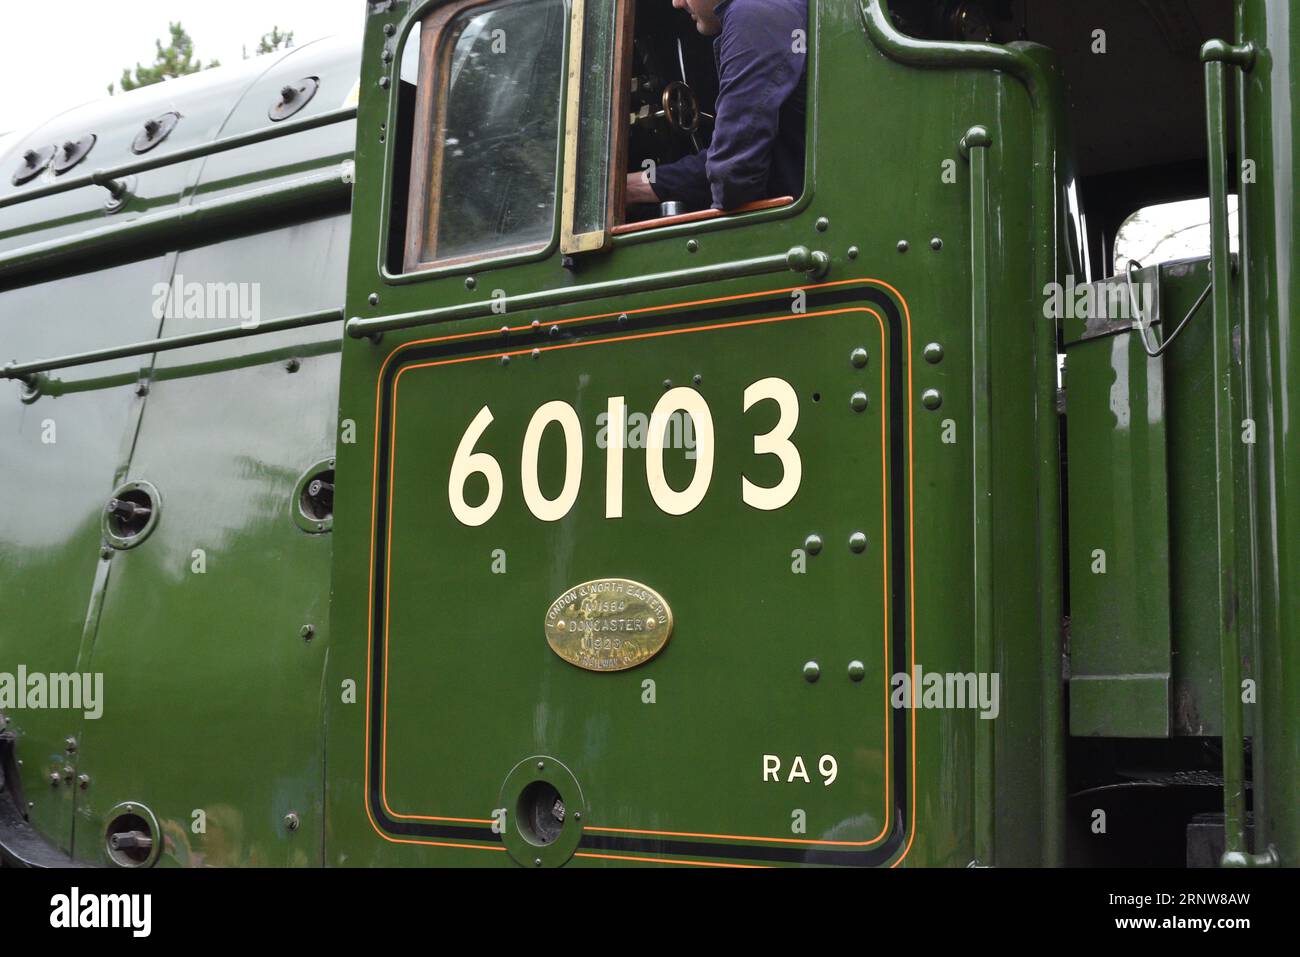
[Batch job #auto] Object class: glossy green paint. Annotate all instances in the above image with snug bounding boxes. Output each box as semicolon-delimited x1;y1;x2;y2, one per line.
4;0;1292;871
1062;272;1173;739
323;0;1064;867
1;35;360;866
1233;0;1300;867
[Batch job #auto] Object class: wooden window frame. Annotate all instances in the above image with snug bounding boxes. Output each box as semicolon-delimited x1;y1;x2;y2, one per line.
403;0;562;273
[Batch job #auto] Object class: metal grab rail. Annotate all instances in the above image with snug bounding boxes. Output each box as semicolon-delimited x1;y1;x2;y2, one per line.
961;124;995;868
1201;37;1275;868
3;307;344;385
0;162;353;286
0;106;357;211
345;245;832;340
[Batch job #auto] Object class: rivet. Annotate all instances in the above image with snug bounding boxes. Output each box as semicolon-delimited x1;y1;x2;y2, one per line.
534;858;543;867
368;292;380;306
383;23;396;35
847;245;859;260
922;389;942;410
692;373;702;385
850;347;868;369
815;216;829;232
530;319;540;329
803;661;820;683
897;240;909;253
617;313;628;325
500;355;510;366
378;76;390;89
285;358;301;373
499;325;509;335
77;774;90;790
65;737;77;752
531;348;541;359
686;239;699;253
50;773;61;786
101;547;112;560
300;624;315;642
923;342;944;364
537;760;545;770
848;660;866;681
381;48;394;64
465;275;477;290
849;532;868;553
549;325;560;336
662;379;672;390
804;533;823;555
284;812;300;831
930;237;943;251
574;811;582;821
850;391;869;412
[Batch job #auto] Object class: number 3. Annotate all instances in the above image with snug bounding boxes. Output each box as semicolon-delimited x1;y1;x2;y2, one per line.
742;377;802;510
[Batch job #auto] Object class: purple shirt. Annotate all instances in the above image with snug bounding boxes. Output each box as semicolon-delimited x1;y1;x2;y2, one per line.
652;0;808;211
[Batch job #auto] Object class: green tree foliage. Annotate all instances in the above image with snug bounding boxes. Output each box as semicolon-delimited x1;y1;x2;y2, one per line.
244;26;295;59
109;22;219;95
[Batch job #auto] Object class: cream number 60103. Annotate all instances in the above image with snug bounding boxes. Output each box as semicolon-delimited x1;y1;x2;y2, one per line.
447;377;801;526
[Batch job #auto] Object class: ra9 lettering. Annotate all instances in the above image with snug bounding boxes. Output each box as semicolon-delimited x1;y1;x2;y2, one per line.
762;753;839;786
447;378;802;526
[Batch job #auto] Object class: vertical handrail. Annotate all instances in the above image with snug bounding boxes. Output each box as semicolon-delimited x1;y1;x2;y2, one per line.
962;125;995;866
1201;38;1274;868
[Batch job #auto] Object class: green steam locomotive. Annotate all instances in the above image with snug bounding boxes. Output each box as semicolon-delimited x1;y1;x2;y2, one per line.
0;0;1295;868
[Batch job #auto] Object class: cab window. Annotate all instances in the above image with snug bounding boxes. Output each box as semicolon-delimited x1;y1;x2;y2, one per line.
404;0;567;272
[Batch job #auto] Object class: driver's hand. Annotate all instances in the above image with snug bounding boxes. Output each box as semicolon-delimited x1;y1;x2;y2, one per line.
626;170;659;206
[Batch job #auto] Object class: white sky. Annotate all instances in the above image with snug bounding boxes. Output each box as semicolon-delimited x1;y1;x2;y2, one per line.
0;1;365;136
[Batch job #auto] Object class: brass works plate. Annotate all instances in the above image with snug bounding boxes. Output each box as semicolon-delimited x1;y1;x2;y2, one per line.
544;579;673;671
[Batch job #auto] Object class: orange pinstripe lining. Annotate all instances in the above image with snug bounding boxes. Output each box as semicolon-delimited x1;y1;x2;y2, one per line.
360;279;916;866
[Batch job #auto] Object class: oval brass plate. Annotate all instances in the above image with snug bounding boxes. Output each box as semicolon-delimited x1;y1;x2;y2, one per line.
544;578;673;672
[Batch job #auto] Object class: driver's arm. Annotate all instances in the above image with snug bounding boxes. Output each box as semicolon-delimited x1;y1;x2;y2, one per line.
629;0;805;212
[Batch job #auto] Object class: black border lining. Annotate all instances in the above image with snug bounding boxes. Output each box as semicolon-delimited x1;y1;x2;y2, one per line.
366;285;911;867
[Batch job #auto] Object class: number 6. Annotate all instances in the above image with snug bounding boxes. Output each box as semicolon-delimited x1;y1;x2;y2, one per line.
448;405;503;527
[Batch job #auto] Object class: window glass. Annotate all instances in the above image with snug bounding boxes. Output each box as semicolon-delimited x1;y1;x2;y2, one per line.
1113;196;1238;274
408;0;567;269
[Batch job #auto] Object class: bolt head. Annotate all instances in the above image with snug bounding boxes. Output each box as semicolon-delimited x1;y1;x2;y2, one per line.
922;389;943;410
897;240;909;253
685;239;699;253
77;774;90;789
850;391;869;413
848;660;866;681
849;532;868;554
368;292;380;306
850;347;869;369
803;533;823;555
284;812;300;831
815;216;829;232
803;661;820;683
300;624;315;641
536;760;545;770
930;237;943;251
65;737;77;752
923;342;944;364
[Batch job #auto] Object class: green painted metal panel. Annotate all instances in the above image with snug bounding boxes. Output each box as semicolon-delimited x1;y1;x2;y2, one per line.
70;218;346;865
0;256;175;856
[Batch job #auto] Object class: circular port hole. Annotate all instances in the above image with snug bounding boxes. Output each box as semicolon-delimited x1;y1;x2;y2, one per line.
517;780;566;847
299;468;335;522
105;812;154;867
105;487;155;542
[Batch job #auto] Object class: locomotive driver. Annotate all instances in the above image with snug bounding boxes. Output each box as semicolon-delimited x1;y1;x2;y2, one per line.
625;0;808;212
